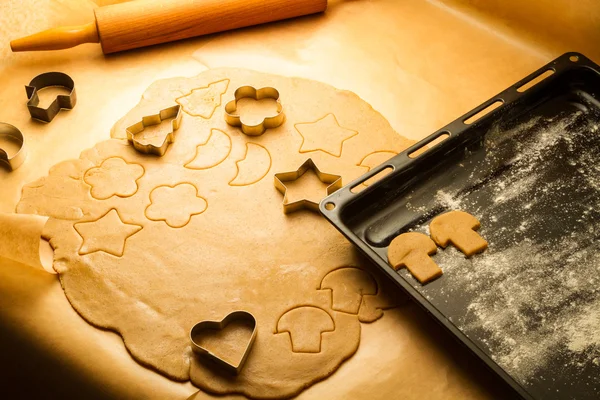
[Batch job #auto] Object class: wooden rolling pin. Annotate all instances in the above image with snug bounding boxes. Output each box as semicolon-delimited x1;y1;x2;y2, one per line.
11;0;327;54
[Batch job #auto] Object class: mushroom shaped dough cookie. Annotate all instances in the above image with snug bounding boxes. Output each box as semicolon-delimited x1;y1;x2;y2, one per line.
430;210;488;257
388;232;442;284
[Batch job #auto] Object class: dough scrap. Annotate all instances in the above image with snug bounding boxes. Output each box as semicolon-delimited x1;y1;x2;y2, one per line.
17;68;414;399
430;210;488;257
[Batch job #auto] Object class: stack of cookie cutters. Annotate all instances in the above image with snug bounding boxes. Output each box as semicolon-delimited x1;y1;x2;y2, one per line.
0;123;26;171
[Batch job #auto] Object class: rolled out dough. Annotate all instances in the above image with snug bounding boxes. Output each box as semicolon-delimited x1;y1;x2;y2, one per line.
17;68;413;398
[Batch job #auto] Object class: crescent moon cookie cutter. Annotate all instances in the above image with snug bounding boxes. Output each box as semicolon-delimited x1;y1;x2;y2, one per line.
125;105;183;156
190;310;257;375
26;72;77;123
224;86;285;136
0;123;26;171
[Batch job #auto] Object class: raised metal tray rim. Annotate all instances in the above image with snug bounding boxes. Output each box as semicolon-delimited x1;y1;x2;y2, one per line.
320;52;598;400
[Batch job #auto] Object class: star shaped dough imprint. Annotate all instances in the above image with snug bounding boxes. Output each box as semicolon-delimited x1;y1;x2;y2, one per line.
295;113;359;157
274;159;342;214
74;209;142;257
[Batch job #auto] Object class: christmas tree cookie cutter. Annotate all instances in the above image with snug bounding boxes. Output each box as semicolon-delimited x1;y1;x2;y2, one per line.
125;105;182;156
224;86;285;136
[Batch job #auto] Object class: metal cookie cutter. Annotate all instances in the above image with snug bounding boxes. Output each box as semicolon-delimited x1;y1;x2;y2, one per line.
224;86;285;136
0;123;26;171
26;72;76;123
274;158;342;214
190;311;257;375
126;105;182;156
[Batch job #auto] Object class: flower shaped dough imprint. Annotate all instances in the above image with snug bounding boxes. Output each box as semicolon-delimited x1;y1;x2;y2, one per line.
145;183;208;228
84;157;145;200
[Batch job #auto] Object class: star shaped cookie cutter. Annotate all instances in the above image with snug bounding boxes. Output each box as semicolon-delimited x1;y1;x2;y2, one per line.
125;105;182;156
224;86;285;136
0;123;26;171
190;311;257;375
26;72;76;123
274;159;342;214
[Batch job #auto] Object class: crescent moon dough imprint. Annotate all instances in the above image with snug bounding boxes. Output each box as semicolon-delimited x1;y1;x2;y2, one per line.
229;143;272;186
358;151;398;171
185;129;232;170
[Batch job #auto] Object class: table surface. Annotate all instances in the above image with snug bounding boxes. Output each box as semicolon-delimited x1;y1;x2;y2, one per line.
0;0;598;399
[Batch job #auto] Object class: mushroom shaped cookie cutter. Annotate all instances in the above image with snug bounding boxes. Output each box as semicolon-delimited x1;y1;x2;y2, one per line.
224;86;285;136
125;105;182;156
190;310;257;375
0;123;26;171
274;158;342;214
26;72;76;123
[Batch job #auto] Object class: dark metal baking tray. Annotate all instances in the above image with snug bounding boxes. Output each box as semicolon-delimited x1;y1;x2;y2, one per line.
321;52;600;400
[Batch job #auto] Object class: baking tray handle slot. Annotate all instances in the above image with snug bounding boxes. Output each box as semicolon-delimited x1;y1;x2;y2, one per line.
407;131;450;159
350;166;394;193
516;69;555;93
463;100;504;125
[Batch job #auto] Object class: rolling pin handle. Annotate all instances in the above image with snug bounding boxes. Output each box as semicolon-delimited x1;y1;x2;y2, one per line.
10;22;100;52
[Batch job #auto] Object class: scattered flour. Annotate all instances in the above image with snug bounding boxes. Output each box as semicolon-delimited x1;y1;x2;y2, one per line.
407;110;600;395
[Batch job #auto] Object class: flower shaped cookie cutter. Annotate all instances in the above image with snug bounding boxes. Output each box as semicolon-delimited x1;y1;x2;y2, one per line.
126;105;182;156
224;86;285;136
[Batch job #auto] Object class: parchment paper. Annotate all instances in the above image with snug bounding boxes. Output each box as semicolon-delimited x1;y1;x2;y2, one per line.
0;212;54;273
0;0;598;398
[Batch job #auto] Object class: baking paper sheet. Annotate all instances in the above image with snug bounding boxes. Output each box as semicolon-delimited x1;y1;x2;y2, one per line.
0;0;598;398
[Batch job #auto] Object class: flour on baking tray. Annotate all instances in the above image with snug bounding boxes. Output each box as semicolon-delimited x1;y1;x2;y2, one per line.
417;111;600;388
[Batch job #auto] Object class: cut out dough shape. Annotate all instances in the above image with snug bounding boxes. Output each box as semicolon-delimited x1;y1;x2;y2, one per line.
430;210;488;256
74;209;142;257
84;157;144;200
320;267;377;314
145;183;207;228
184;129;232;170
295;113;359;157
357;151;398;185
388;232;442;284
18;68;415;399
176;79;229;119
229;143;272;186
276;306;335;353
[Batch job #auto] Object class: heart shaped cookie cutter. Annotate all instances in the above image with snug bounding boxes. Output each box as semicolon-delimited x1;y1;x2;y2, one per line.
190;310;257;375
0;123;26;171
224;86;285;136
